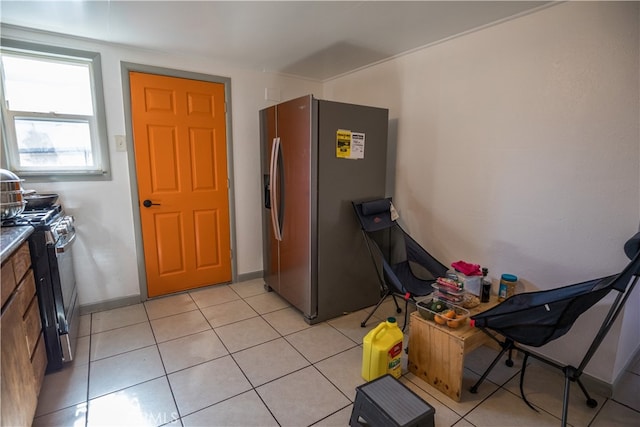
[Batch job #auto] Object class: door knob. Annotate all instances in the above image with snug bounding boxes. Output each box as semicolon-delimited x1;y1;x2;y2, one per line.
143;199;160;208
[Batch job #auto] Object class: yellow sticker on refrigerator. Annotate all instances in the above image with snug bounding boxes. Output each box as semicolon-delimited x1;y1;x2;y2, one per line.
336;129;365;159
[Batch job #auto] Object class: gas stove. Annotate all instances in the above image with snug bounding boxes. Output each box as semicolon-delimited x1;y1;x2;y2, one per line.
1;205;76;246
1;203;79;372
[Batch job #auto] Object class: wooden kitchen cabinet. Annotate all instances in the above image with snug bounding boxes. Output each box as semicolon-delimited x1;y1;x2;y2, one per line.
1;241;47;427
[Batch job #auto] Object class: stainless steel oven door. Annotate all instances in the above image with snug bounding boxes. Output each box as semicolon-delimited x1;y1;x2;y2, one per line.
55;232;76;320
54;231;79;362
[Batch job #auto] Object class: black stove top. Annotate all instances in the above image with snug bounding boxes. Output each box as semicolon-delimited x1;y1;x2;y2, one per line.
1;205;62;228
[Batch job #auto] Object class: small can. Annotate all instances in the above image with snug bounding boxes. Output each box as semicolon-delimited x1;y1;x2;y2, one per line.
498;274;518;301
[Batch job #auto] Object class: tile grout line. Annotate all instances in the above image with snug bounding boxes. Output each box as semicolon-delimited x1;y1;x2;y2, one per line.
83;313;93;427
143;298;183;425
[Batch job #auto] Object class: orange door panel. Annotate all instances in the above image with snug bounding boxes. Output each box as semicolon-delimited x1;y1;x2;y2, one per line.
130;72;231;297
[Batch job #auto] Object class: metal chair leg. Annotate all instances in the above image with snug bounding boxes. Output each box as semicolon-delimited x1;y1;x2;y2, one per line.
470;341;513;393
576;377;598;408
506;348;515;367
361;290;391;327
561;368;572;427
390;294;402;314
401;300;410;331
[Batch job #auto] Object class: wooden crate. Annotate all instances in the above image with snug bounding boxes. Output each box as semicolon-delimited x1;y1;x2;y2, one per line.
407;298;499;401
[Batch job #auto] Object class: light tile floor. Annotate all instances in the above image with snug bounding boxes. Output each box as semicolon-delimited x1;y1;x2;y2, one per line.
33;278;640;426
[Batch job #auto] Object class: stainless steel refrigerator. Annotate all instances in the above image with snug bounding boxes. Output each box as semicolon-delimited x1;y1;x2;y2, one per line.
260;95;388;323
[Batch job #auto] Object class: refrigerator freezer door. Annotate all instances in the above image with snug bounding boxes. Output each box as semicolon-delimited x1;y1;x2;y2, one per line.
277;95;314;318
260;106;279;294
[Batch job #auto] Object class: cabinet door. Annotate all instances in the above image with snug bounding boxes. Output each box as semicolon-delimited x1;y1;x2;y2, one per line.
1;261;15;308
32;334;47;394
1;293;38;426
24;295;42;357
12;242;31;284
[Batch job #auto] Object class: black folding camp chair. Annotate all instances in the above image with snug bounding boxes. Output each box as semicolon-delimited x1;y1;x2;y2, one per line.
469;232;640;426
352;198;448;329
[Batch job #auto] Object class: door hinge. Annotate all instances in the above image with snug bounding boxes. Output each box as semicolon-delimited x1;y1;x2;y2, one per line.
230;249;233;260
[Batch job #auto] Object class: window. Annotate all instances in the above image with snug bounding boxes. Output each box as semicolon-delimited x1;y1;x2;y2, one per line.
1;39;110;180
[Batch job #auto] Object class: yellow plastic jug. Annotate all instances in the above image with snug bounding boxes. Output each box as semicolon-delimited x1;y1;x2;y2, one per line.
361;317;404;381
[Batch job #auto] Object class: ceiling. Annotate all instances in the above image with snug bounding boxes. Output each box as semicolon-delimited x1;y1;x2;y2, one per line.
0;1;551;81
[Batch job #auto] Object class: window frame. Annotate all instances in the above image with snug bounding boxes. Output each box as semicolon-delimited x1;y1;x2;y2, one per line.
0;38;111;181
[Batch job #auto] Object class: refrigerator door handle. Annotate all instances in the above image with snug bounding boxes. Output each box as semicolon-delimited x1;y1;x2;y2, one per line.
269;137;283;241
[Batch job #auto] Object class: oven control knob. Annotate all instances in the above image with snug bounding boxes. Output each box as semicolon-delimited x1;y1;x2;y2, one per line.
63;218;75;229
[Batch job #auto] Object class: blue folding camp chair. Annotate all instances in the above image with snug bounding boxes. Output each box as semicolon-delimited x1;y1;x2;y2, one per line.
469;232;640;426
352;198;448;329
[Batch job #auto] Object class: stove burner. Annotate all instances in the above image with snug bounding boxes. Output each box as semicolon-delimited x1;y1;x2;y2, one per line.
1;205;62;227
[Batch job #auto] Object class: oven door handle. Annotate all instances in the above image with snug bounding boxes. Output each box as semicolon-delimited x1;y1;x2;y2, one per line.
56;233;77;254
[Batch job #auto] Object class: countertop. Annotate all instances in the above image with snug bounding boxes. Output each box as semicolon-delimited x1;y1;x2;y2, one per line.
1;226;34;263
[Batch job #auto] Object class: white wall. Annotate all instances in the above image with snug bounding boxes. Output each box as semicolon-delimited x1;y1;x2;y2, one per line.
323;1;639;384
1;26;322;306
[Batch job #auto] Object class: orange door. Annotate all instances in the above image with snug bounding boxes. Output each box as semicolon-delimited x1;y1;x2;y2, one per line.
129;72;231;297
